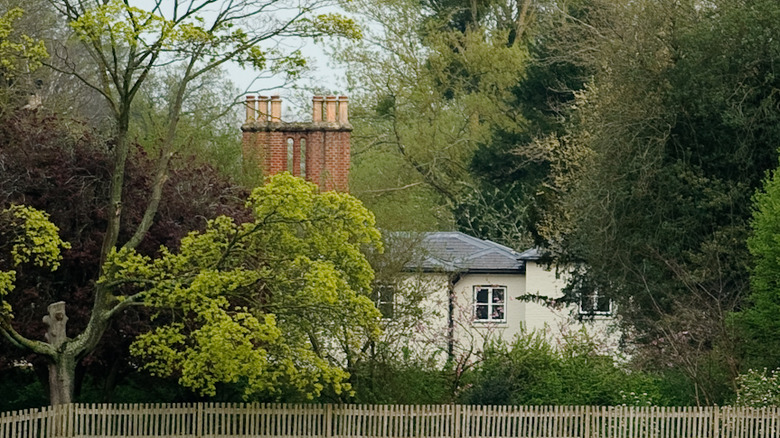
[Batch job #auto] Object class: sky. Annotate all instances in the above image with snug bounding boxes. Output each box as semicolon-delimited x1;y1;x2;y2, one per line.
220;4;355;120
226;40;349;119
133;0;352;120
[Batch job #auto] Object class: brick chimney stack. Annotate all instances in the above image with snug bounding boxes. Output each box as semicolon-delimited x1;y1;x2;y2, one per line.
242;95;352;192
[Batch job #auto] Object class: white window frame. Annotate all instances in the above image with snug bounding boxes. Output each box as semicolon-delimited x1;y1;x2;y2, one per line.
473;285;506;323
373;283;395;319
578;290;612;316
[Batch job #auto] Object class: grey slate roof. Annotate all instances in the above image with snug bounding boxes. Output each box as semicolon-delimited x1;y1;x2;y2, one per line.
407;231;525;273
517;247;543;261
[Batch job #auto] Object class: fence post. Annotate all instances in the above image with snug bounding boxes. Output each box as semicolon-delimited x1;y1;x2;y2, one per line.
325;404;333;438
713;405;720;438
583;406;590;438
196;403;204;438
452;404;460;438
67;403;74;438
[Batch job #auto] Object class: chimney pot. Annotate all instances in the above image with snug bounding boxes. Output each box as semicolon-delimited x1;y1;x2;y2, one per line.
245;95;257;123
338;96;349;125
325;95;337;123
258;96;270;122
312;96;324;123
270;95;282;123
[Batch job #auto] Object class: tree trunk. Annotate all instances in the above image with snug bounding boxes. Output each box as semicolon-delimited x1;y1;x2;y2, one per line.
48;353;77;405
43;301;75;405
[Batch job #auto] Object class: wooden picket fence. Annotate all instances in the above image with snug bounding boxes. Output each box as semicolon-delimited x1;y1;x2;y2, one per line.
2;403;780;438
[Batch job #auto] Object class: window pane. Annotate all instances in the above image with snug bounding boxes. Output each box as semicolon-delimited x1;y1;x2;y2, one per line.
372;283;395;318
379;285;394;301
475;305;488;320
476;288;488;304
596;295;611;312
492;305;505;320
379;302;394;319
492;288;504;303
580;295;594;312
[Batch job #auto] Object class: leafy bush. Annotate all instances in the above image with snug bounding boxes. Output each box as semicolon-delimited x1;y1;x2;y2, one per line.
350;350;452;404
459;329;660;406
735;368;780;407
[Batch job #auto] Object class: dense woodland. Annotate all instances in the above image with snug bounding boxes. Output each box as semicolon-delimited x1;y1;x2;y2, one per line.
2;0;780;410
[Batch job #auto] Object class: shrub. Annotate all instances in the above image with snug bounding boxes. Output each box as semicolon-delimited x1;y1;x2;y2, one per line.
735;368;780;407
459;329;660;406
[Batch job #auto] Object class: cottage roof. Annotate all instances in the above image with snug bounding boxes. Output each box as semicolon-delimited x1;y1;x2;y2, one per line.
408;231;525;273
517;247;543;261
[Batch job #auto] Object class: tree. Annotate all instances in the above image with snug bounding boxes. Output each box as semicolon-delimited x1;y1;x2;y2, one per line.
335;0;529;232
734;164;780;370
527;0;780;404
0;6;48;111
0;0;361;404
459;0;592;249
0;206;72;401
0;109;260;403
125;174;382;400
129;66;260;187
2;173;382;402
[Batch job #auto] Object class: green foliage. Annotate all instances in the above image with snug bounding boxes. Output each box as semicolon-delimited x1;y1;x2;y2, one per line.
460;329;660;406
735;165;780;369
2;205;71;269
101;174;382;400
337;0;529;231
129;66;259;186
350;353;453;404
69;1;171;47
522;0;780;403
67;0;358;80
462;0;591;249
0;7;47;77
0;205;70;317
735;368;780;407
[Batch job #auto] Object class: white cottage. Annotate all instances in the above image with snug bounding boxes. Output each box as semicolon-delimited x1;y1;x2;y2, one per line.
380;232;616;361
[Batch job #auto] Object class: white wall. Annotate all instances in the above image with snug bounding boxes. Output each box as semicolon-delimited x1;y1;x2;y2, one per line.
522;261;573;339
450;273;526;354
384;273;451;361
522;261;620;353
397;263;620;364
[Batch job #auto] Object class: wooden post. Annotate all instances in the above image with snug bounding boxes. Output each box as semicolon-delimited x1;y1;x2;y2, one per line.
196;403;203;438
325;404;332;438
714;405;720;438
583;406;590;438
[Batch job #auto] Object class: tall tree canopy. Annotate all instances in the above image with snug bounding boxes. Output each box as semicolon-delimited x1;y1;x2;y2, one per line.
524;0;780;404
336;0;530;236
735;165;780;371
